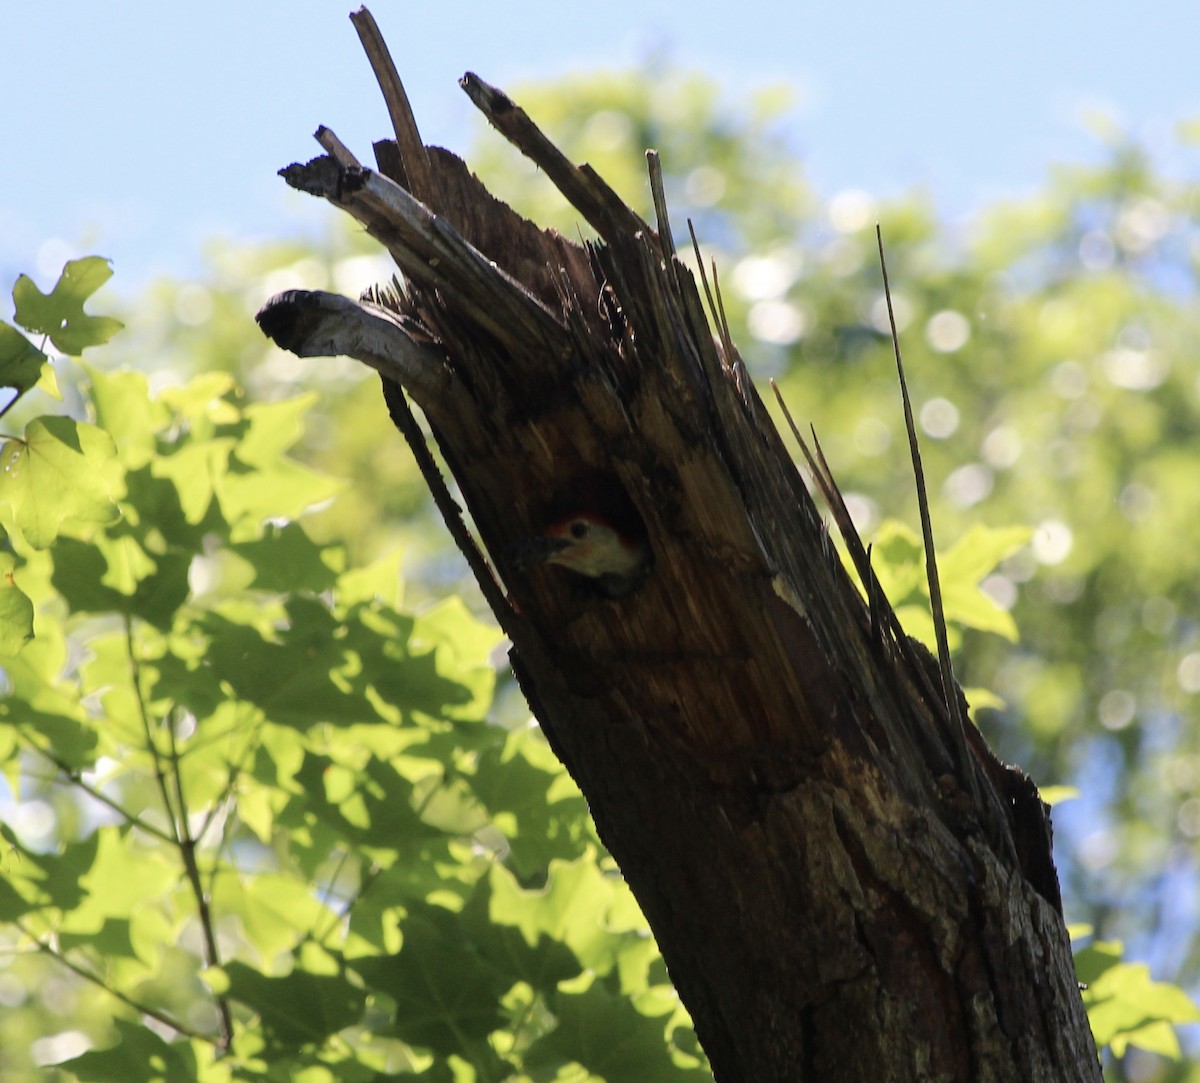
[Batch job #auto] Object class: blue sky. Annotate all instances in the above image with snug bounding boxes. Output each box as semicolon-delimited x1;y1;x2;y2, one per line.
4;1;1198;293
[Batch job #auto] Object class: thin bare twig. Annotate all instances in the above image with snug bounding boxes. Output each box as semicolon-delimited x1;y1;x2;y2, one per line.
15;919;214;1043
30;751;175;844
125;622;233;1049
380;381;518;636
126;617;181;845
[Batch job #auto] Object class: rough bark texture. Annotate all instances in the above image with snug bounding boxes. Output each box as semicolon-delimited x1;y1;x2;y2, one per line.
256;13;1101;1080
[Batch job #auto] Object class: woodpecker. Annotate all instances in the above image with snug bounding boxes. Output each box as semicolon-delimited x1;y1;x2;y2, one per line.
518;513;650;598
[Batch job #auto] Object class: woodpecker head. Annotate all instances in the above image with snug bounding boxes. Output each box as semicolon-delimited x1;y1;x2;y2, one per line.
516;512;650;597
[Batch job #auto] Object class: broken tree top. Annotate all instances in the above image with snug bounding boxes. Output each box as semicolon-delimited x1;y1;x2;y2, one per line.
257;12;972;795
256;9;1094;1078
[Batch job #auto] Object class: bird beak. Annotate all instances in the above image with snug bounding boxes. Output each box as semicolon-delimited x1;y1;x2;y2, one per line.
509;534;568;569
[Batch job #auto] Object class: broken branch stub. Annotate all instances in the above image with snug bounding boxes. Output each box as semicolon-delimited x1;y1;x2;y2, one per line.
255;21;1098;1081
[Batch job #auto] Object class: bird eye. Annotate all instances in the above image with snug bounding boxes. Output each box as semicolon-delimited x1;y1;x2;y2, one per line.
569;520;589;539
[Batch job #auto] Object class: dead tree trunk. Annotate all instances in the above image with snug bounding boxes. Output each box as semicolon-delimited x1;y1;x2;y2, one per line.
256;10;1101;1081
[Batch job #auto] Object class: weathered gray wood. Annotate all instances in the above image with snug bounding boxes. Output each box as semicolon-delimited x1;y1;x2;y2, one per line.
256;289;449;407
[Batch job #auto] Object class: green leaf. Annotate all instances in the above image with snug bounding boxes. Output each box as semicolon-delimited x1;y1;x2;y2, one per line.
863;520;924;604
158;372;239;425
212;871;336;964
1074;937;1124;987
964;687;1005;719
287;753;439;858
335;548;404;609
352;908;508;1056
1039;785;1079;806
51;532;191;627
1109;1019;1181;1059
937;525;1031;641
0;551;34;653
58;915;139;961
59;1019;205;1083
1077;942;1200;1057
231;521;342;593
12;256;123;354
217;457;343;536
151;437;234;526
406;597;502;723
0;833;99;918
220;958;367;1050
86;365;170;470
0;416;121;548
0;320;48;394
485;856;622;974
238;394;319;467
852;521;1028;644
471;728;592;876
459;866;584;994
200;599;379;729
938;525;1032;585
526;981;708;1081
0;679;97;775
60;830;178;937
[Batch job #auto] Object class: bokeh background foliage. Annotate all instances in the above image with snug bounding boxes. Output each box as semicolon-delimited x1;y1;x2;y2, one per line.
2;68;1200;1080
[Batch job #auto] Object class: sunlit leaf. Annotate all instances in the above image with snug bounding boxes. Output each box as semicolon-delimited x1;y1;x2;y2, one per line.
12;256;123;354
61;830;179;935
86;365;170;470
1081;952;1200;1058
213;871;336;967
1039;785;1079;806
486;856;622;974
0;416;121;547
238;394;319;467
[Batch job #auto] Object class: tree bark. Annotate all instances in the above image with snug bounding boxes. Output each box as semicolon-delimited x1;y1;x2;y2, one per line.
256;11;1101;1080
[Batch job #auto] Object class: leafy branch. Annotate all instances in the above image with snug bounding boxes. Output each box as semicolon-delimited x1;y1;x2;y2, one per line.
15;919;214;1044
31;751;177;845
124;615;234;1050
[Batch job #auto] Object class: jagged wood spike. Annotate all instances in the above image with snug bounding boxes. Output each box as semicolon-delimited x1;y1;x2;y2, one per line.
460;72;648;245
769;380;868;583
866;543;884;650
875;224;974;781
349;6;436;203
711;260;734;357
686;219;728;362
277;156;568;357
646;150;676;262
315;125;361;168
770;380;951;720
